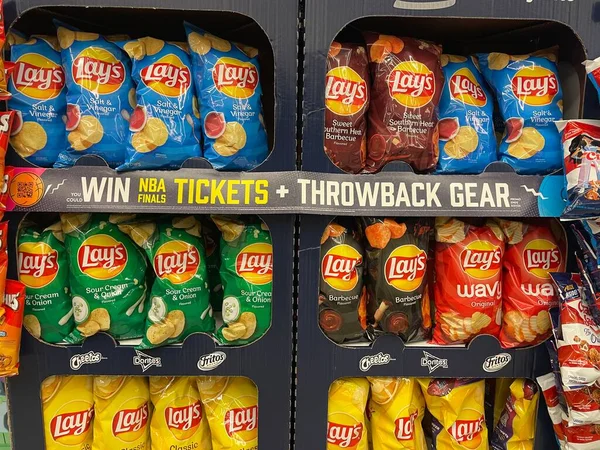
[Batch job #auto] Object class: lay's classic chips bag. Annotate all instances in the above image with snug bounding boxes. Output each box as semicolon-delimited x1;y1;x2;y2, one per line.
438;55;496;174
327;378;369;450
185;23;268;170
478;50;563;174
117;38;201;171
0;279;26;376
8;35;66;166
55;23;134;168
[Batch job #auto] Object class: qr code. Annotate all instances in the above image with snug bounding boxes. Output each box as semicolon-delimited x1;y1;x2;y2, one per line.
16;182;33;199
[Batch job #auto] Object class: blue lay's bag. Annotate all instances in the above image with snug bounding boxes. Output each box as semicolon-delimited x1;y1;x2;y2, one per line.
438;55;496;174
185;23;268;170
8;34;66;167
584;57;600;104
117;38;201;171
54;23;134;168
478;50;563;174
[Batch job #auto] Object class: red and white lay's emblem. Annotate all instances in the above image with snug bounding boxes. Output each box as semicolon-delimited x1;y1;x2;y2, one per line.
12;53;65;100
166;401;202;434
449;68;487;107
511;66;559;106
153;240;200;285
523;239;562;279
448;416;485;444
460;241;502;280
384;244;427;292
50;405;94;443
18;241;59;289
395;410;418;441
72;47;125;95
213;57;259;99
225;405;258;437
325;66;368;116
236;243;273;285
322;244;362;292
327;420;364;449
140;54;191;97
77;235;127;280
388;60;435;108
112;403;149;438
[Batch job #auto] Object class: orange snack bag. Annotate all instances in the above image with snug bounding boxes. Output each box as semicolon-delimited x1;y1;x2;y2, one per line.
368;377;427;450
0;221;8;301
0;112;14;192
0;279;24;375
327;378;369;450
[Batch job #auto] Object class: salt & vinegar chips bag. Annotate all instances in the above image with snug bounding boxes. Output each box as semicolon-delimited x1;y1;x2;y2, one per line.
327;378;369;450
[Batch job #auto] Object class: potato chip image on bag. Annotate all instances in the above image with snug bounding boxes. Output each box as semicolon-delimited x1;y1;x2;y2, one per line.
8;34;66;166
54;22;135;168
0;279;25;376
327;378;369;450
18;222;74;343
116;38;201;171
61;213;148;343
185;23;268;170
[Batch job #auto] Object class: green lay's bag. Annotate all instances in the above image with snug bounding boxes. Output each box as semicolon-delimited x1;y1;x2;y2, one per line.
201;218;223;312
17;222;74;343
212;216;272;345
61;213;149;343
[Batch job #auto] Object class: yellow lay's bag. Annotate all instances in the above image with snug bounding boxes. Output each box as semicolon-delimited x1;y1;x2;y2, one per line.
197;377;258;450
42;376;94;450
327;378;369;450
368;377;427;450
492;379;513;427
149;377;212;450
419;379;489;450
93;376;150;450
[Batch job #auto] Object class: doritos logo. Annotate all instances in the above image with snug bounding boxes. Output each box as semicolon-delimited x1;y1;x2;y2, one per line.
384;244;427;292
77;235;127;280
450;68;486;107
325;66;368;116
72;47;125;95
50;406;94;443
460;241;502;280
12;53;64;100
511;66;559;106
395;410;419;441
523;239;561;279
224;405;258;437
153;240;200;284
18;241;59;288
140;54;191;97
213;57;258;99
448;416;485;444
327;421;363;449
322;244;362;291
388;60;435;108
236;243;273;285
112;403;149;438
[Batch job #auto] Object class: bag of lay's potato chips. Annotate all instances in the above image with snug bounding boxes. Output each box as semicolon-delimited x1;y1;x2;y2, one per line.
54;23;134;168
61;213;148;343
116;38;201;171
0;279;25;376
8;34;66;166
0;111;15;191
197;376;257;450
202;217;223;311
438;55;496;174
419;378;489;450
212;216;272;345
93;376;150;450
0;2;10;102
118;215;214;349
327;378;369;450
149;377;211;450
18;222;74;343
42;375;94;450
478;50;563;174
0;221;8;302
367;377;427;450
185;23;268;170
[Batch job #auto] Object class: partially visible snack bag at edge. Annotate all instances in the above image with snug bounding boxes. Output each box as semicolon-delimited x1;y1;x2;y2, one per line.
361;218;432;342
327;378;370;450
0;221;8;300
18;222;74;343
537;373;566;448
324;41;370;173
563;422;600;450
197;376;258;450
319;221;366;343
438;55;496;174
0;5;10;101
8;34;66;166
368;377;427;450
118;215;215;349
563;383;600;426
185;23;268;170
42;376;94;450
477;49;563;174
363;33;443;173
0;280;25;376
55;23;135;168
555;120;600;219
202;217;224;311
419;378;489;450
433;218;504;344
584;57;600;104
497;219;566;348
150;377;211;450
0;111;15;192
490;379;539;450
60;213;149;343
117;37;201;171
93;376;150;450
212;216;272;345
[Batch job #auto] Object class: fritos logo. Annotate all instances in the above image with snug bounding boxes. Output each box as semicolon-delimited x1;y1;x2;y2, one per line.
388;60;435;108
112;402;149;442
12;53;65;100
224;405;258;439
449;68;487;107
327;413;364;449
447;414;485;446
213;57;259;99
511;66;559;106
325;66;368;116
18;241;59;288
384;244;427;292
72;47;125;95
50;402;94;445
460;240;502;280
322;244;362;291
395;410;419;441
523;239;561;279
153;240;200;285
165;398;203;440
77;235;127;280
236;243;273;285
140;54;191;97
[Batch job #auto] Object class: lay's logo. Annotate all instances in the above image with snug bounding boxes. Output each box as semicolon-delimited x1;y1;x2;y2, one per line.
388;60;435;108
225;405;258;437
511;66;559;106
322;244;362;291
448;416;485;444
213;57;258;99
523;239;561;279
460;241;502;280
50;405;94;443
450;68;487;107
154;240;200;284
327;421;363;449
165;400;202;438
325;66;368;116
236;243;273;285
395;410;418;441
140;54;191;97
77;235;127;280
72;47;125;95
12;53;64;100
112;403;149;439
384;244;427;292
18;241;59;288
